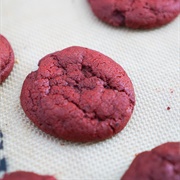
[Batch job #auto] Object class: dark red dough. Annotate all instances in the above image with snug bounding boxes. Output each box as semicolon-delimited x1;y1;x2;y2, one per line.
20;46;135;142
121;142;180;180
88;0;180;29
0;35;14;83
0;171;56;180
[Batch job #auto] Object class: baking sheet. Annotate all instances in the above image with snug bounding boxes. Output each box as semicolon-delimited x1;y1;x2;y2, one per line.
0;0;180;179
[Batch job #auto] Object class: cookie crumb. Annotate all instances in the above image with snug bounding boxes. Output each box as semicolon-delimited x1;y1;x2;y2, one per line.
15;59;19;64
167;107;170;110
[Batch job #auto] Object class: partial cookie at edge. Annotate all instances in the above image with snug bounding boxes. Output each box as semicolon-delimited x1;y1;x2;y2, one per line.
0;35;14;84
121;142;180;180
0;171;56;180
88;0;180;29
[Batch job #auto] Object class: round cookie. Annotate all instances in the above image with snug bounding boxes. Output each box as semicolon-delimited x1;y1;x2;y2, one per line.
20;46;135;142
88;0;180;29
121;142;180;180
0;171;56;180
0;35;14;83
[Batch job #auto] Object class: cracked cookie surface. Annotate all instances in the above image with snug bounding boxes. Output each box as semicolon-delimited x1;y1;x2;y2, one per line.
88;0;180;29
0;35;14;83
1;171;56;180
121;142;180;180
20;46;135;142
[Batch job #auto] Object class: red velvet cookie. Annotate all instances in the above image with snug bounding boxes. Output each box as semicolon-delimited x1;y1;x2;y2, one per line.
121;142;180;180
0;35;14;83
0;171;56;180
88;0;180;29
20;46;135;142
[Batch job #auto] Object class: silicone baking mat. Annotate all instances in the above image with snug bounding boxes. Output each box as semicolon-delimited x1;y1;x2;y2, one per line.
0;0;179;179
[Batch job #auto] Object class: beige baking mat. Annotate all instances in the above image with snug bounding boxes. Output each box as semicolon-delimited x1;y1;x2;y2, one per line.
0;0;180;179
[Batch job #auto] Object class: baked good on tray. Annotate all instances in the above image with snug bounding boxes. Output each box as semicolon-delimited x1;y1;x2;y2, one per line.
0;171;56;180
20;46;135;142
88;0;180;29
121;142;180;180
0;35;14;84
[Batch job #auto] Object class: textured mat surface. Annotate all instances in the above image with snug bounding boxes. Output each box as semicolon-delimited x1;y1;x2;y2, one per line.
0;0;179;179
